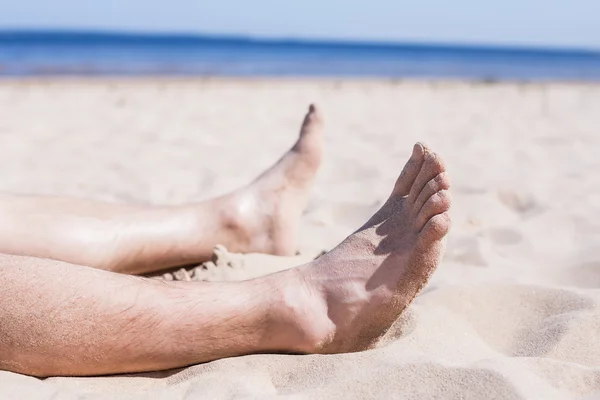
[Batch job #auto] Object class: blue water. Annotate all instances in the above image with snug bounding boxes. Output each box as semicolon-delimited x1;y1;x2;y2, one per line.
1;31;600;80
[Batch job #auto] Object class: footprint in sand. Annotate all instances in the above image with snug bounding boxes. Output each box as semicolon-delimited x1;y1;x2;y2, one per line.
446;235;493;266
305;200;380;231
433;284;594;361
446;227;522;266
335;156;380;182
497;189;544;217
511;305;600;366
487;227;523;246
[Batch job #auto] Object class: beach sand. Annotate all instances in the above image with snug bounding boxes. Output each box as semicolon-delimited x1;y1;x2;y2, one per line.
0;78;599;399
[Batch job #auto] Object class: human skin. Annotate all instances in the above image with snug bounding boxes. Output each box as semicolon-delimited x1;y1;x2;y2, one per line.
0;105;323;275
0;142;451;377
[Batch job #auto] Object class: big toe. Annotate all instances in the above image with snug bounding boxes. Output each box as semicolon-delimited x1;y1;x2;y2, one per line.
299;104;323;137
392;142;428;196
293;104;324;160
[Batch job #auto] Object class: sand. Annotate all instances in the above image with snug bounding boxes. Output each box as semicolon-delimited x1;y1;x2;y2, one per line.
0;78;599;399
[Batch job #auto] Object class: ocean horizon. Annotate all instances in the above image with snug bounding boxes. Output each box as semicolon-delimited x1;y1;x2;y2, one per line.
1;30;600;80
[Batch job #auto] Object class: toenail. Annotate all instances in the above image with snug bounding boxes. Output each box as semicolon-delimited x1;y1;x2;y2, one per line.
413;143;424;155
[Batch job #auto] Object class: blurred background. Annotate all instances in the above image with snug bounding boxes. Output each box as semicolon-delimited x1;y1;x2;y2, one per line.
1;0;599;79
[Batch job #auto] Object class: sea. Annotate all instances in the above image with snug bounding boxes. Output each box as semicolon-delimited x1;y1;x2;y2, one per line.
1;31;600;81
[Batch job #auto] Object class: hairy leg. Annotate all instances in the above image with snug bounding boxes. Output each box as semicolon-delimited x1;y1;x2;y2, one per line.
0;252;302;377
0;105;323;275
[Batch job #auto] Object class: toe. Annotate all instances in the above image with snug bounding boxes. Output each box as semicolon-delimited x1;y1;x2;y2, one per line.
408;151;446;204
393;143;427;197
419;212;451;243
300;104;323;136
415;189;451;231
293;104;324;160
413;172;451;215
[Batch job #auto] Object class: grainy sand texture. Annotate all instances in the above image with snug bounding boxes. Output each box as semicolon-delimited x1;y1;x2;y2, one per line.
0;79;599;399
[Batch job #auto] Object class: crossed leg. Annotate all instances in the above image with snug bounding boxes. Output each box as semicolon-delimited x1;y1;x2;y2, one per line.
0;142;450;377
0;105;323;275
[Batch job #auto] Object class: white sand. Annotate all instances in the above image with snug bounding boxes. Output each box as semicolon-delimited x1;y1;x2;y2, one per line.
0;79;599;399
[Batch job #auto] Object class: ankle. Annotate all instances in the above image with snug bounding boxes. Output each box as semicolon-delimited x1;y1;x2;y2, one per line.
198;193;264;254
216;194;255;246
216;189;295;256
263;267;335;353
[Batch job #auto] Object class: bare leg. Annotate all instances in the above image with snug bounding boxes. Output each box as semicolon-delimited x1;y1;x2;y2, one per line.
0;253;300;377
0;105;323;275
0;143;450;377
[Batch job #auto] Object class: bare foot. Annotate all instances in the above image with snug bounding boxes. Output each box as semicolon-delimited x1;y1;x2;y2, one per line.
275;143;451;353
221;104;323;256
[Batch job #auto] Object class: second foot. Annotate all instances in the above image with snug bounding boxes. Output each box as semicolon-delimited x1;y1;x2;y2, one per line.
218;104;324;256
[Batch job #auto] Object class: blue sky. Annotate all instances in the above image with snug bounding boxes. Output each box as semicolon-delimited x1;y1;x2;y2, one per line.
1;0;599;49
